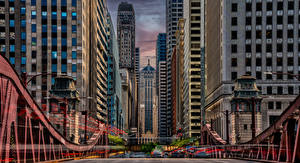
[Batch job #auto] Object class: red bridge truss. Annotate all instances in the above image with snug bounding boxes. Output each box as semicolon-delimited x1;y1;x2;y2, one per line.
0;55;116;162
200;95;300;162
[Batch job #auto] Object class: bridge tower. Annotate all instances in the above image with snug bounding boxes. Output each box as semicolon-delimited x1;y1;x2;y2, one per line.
230;75;262;144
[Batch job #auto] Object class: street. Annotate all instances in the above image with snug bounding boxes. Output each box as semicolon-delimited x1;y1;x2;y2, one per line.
67;158;258;163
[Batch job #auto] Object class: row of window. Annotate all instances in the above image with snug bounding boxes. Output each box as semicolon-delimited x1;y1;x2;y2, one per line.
31;0;77;7
232;71;300;81
232;1;298;13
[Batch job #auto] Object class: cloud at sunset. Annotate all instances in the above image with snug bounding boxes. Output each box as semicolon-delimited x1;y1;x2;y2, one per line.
107;0;165;68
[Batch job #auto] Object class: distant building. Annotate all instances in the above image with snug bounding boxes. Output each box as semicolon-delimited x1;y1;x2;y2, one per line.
139;60;157;143
107;12;123;130
117;2;135;69
182;0;203;138
120;68;133;131
166;0;184;141
205;0;300;140
156;33;169;144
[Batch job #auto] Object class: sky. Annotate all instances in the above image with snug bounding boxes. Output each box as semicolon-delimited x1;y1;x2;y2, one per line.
107;0;166;68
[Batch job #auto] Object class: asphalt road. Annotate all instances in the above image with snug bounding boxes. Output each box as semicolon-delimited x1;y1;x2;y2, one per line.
67;158;258;163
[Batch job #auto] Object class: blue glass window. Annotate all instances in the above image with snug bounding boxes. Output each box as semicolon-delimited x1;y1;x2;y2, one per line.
21;7;26;15
21;32;26;40
31;0;36;6
42;25;47;32
9;20;14;27
42;11;47;19
31;11;36;19
61;12;67;19
51;0;57;6
31;24;36;33
42;38;47;46
61;64;67;73
21;20;26;27
52;12;57;19
10;57;15;64
72;0;77;7
61;0;67;6
72;64;77;72
10;45;15;52
42;0;47;6
21;45;26;52
52;64;57;73
51;51;57;59
52;38;57;46
61;38;67;46
72;51;77;59
51;77;55;85
72;25;77;33
21;57;26;64
72;38;77;46
72;12;77;20
32;37;37;46
62;25;67;33
52;25;57;32
62;51;67;59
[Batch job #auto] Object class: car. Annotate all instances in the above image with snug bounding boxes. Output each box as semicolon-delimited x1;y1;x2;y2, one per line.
152;150;163;158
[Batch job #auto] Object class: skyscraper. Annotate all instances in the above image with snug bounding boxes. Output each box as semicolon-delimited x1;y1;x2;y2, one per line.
117;2;135;69
0;0;26;74
117;2;138;135
205;0;300;141
156;33;168;143
166;0;183;140
182;0;203;138
135;48;140;85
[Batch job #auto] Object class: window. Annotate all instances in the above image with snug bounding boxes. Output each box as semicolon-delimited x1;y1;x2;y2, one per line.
72;64;77;72
72;0;77;6
21;57;26;65
256;71;262;80
267;2;272;11
72;12;77;20
10;45;15;52
231;31;237;40
51;0;57;6
266;30;272;39
42;38;47;46
21;7;26;15
246;3;252;12
231;72;237;80
245;58;251;67
62;51;67;59
288;71;294;80
72;51;77;59
61;64;67;73
267;16;272;25
62;38;67;46
21;45;26;52
288;86;294;95
256;44;261;53
72;38;77;46
21;32;26;40
232;3;237;12
61;0;67;6
256;17;262;25
267;86;272;94
232;17;237;26
52;25;57;32
51;51;57;59
288;30;294;38
256;31;262;39
266;74;272;80
278;86;283;95
61;12;67;19
277;71;283;80
31;0;36;6
256;3;262;11
72;25;77;33
231;44;237;53
277;44;283;52
52;12;57;19
256;58;261;66
10;57;15;64
42;0;47;6
244;124;247;130
21;20;26;27
266;44;272;53
246;17;251;25
268;102;274;110
276;102;281;110
277;2;283;10
52;64;57;73
42;11;47;19
266;58;272;66
288;16;294;24
31;10;36;19
246;45;251;53
277;16;283;24
9;20;14;27
62;25;67;33
269;116;279;126
52;38;57;46
288;1;294;10
288;44;294;52
31;24;36;33
232;58;237;67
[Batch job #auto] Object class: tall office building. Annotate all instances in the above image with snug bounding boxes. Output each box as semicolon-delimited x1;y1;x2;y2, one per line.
107;12;123;129
156;33;168;143
22;0;108;123
205;0;300;141
117;2;135;69
117;2;138;134
182;0;203;138
166;0;183;140
0;0;26;74
135;48;140;85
